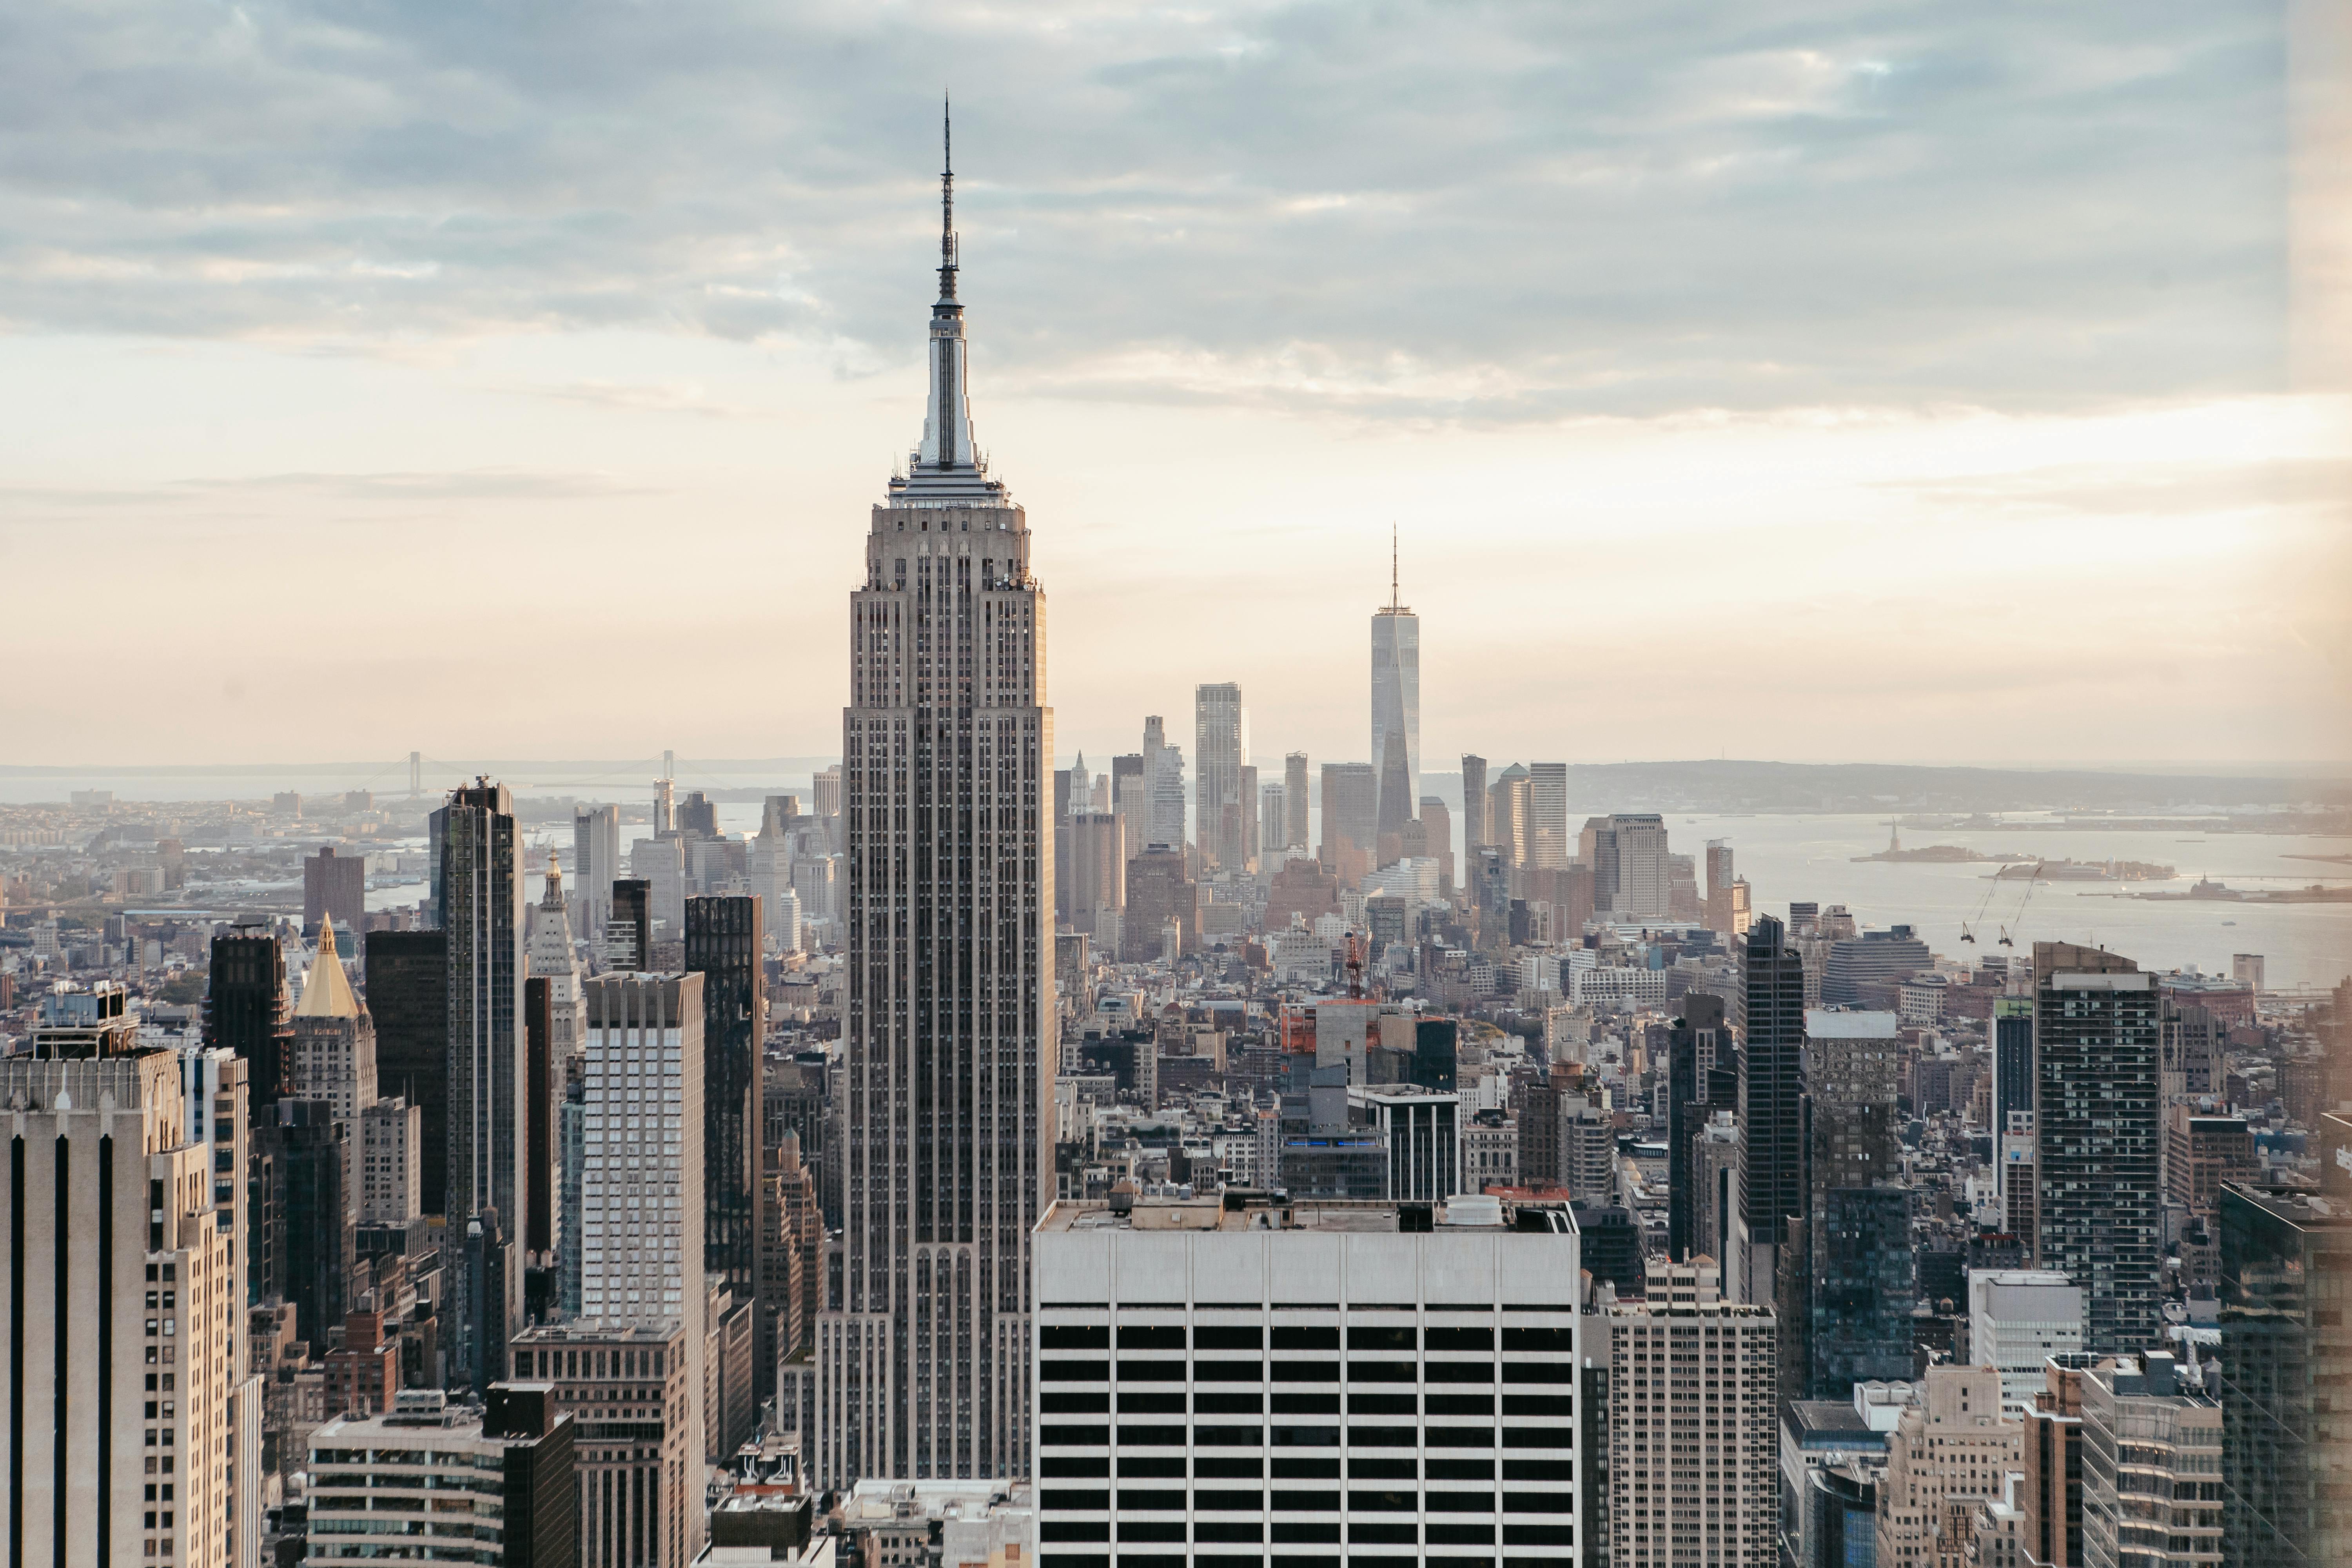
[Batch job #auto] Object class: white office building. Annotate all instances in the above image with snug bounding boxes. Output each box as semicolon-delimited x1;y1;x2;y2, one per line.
1967;1270;2085;1412
1033;1193;1583;1568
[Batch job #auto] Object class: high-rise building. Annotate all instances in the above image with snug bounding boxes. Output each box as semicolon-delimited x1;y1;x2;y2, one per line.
1702;841;1737;935
2218;1184;2352;1568
579;973;705;1330
2033;943;2162;1353
1112;753;1146;851
0;1052;248;1568
206;925;294;1108
2020;1357;2087;1568
436;778;527;1391
1318;761;1377;875
1873;1365;2024;1568
573;804;621;947
1057;812;1124;945
1604;1257;1780;1566
1799;1009;1913;1398
1258;782;1290;862
1417;796;1455;894
290;916;376;1201
1284;751;1310;851
1370;532;1420;834
305;1387;579;1568
360;1096;423;1229
1034;1191;1582;1568
1668;994;1736;1262
607;878;651;971
1194;681;1246;870
757;1133;824;1405
303;845;366;940
1737;916;1806;1306
630;834;686;935
1238;761;1259;871
1123;846;1196;962
1968;1270;2084;1413
527;853;583;1057
2078;1352;2221;1568
1590;813;1669;920
1375;725;1415;860
365;928;448;1216
507;1322;695;1568
1994;995;2037;1248
1459;753;1488;853
260;1098;355;1346
815;130;1051;1490
686;895;763;1301
1527;763;1567;869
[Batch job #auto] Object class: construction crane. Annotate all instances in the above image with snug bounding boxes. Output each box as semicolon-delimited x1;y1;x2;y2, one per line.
1959;868;2008;945
1996;862;2046;949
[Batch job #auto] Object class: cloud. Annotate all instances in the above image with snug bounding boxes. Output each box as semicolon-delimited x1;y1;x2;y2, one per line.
0;467;658;524
0;0;2286;421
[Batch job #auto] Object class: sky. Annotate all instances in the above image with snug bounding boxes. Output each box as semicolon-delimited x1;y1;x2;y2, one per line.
2;0;2347;773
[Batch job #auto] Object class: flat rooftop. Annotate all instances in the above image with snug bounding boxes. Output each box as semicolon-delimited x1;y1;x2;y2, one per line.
1038;1193;1568;1235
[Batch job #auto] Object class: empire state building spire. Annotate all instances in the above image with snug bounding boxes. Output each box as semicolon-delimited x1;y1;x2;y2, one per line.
911;96;986;484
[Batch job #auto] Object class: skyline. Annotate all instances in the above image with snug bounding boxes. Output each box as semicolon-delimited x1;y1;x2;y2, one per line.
4;2;2347;767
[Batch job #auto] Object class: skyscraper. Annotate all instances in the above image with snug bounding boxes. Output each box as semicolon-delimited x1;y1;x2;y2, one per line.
686;893;764;1300
0;1052;247;1568
1488;764;1530;868
205;924;294;1108
303;845;365;939
815;121;1051;1489
1193;681;1246;870
1284;750;1310;851
1668;994;1736;1262
1318;760;1377;874
365;927;449;1215
290;916;375;1201
1369;527;1420;832
2033;942;2162;1353
1460;753;1488;851
1591;812;1670;920
573;803;621;946
1528;762;1567;869
2219;1183;2352;1567
435;777;526;1391
1737;915;1807;1305
526;852;582;1058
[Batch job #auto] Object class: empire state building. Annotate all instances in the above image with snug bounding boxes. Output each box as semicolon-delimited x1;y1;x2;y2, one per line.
810;118;1054;1487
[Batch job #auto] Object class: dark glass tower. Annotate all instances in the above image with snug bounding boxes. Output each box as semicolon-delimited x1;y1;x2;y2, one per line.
364;929;449;1216
206;927;294;1107
1667;993;1735;1262
1736;914;1807;1303
435;778;524;1389
2218;1183;2352;1568
2033;942;2161;1352
687;893;765;1300
261;1098;354;1346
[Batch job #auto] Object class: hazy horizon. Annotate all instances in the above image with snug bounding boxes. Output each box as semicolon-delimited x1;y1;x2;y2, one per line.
4;2;2347;767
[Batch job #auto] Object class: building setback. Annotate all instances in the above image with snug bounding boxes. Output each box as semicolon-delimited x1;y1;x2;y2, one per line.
304;1385;578;1568
815;130;1055;1490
